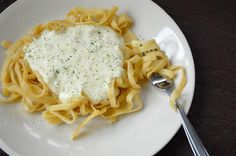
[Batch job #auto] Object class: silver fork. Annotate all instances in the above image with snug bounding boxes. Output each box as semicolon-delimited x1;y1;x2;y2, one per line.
150;73;209;156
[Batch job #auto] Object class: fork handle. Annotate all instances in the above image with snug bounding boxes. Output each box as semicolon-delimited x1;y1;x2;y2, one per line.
176;100;210;156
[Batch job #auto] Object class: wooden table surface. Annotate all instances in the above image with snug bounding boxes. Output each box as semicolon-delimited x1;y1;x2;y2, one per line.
0;0;236;156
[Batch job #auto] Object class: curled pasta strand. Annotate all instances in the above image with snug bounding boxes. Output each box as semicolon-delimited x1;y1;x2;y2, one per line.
50;110;78;124
127;61;141;89
72;107;107;140
169;67;187;110
108;79;120;108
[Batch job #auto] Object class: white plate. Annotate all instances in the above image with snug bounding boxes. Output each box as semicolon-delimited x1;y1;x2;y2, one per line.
0;0;195;156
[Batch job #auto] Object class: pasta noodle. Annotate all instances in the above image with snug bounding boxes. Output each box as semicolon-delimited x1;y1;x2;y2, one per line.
0;7;186;140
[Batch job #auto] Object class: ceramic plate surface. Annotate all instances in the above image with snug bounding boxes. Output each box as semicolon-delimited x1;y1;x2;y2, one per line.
0;0;195;155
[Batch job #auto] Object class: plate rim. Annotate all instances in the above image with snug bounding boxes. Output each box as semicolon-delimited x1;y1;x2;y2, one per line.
148;0;195;155
0;0;196;155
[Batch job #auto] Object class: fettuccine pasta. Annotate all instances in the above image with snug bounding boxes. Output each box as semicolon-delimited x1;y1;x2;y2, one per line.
0;7;186;140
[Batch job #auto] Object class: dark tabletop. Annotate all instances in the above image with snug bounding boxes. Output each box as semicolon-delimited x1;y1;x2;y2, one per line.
0;0;236;156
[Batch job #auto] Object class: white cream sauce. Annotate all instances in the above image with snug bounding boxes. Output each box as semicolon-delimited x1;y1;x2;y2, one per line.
24;25;124;104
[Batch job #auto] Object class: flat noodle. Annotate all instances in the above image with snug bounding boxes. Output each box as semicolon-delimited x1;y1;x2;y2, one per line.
50;110;78;124
1;40;12;49
0;7;187;140
72;107;107;140
108;79;119;108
